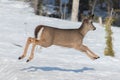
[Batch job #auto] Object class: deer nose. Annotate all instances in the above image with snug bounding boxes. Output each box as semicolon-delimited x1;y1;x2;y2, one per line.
93;27;96;30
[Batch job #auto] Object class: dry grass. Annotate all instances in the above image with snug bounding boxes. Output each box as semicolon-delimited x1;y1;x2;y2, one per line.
104;17;115;57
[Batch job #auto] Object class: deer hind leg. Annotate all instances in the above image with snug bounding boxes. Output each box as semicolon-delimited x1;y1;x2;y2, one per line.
26;38;40;62
23;38;39;62
18;37;32;60
75;45;100;60
26;43;36;62
19;37;41;62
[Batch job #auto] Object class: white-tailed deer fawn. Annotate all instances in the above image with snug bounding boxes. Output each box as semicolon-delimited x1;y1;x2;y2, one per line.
18;15;100;62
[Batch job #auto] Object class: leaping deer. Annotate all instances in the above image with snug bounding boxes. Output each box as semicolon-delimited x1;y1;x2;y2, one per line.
18;15;100;62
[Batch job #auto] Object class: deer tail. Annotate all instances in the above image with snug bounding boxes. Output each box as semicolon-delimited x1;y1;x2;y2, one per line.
34;25;44;39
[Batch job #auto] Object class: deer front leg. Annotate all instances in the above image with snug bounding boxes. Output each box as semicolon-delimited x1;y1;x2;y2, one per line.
18;37;32;60
75;45;100;60
85;46;100;59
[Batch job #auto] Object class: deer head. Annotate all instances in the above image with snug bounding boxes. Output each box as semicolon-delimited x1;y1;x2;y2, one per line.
82;14;96;31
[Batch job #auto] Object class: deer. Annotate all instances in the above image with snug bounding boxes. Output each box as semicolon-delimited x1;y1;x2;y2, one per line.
18;15;100;62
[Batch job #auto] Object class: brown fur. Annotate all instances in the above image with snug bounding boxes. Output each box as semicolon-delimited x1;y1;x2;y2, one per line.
18;16;99;62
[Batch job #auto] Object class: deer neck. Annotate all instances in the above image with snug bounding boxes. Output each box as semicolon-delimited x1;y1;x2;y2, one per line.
79;24;89;38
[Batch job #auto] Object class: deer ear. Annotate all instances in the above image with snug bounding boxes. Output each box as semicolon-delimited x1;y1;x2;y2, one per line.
88;14;94;20
91;14;94;19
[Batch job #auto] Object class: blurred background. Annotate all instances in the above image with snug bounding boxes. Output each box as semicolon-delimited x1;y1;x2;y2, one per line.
20;0;120;27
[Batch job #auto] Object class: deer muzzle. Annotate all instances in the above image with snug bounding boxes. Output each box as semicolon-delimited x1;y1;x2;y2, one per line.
93;27;96;30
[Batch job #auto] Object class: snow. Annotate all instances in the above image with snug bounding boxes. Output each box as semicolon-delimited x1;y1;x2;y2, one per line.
0;0;120;80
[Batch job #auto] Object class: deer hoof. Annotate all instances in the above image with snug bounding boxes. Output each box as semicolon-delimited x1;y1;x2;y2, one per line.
97;56;100;58
26;59;30;62
18;57;22;60
94;56;100;59
18;55;25;60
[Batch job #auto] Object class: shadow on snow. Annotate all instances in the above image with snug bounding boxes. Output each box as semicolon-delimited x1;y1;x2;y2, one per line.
21;66;95;73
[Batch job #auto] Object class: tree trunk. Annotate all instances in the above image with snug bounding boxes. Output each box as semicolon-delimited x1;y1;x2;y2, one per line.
33;0;43;15
55;0;60;6
91;0;98;14
68;0;73;13
33;0;39;15
60;0;63;19
107;0;111;16
71;0;80;22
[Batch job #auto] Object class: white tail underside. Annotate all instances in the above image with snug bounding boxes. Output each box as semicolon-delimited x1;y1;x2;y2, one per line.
37;27;44;40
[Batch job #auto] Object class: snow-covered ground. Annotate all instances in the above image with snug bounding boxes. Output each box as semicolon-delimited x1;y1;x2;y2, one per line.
0;0;120;80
